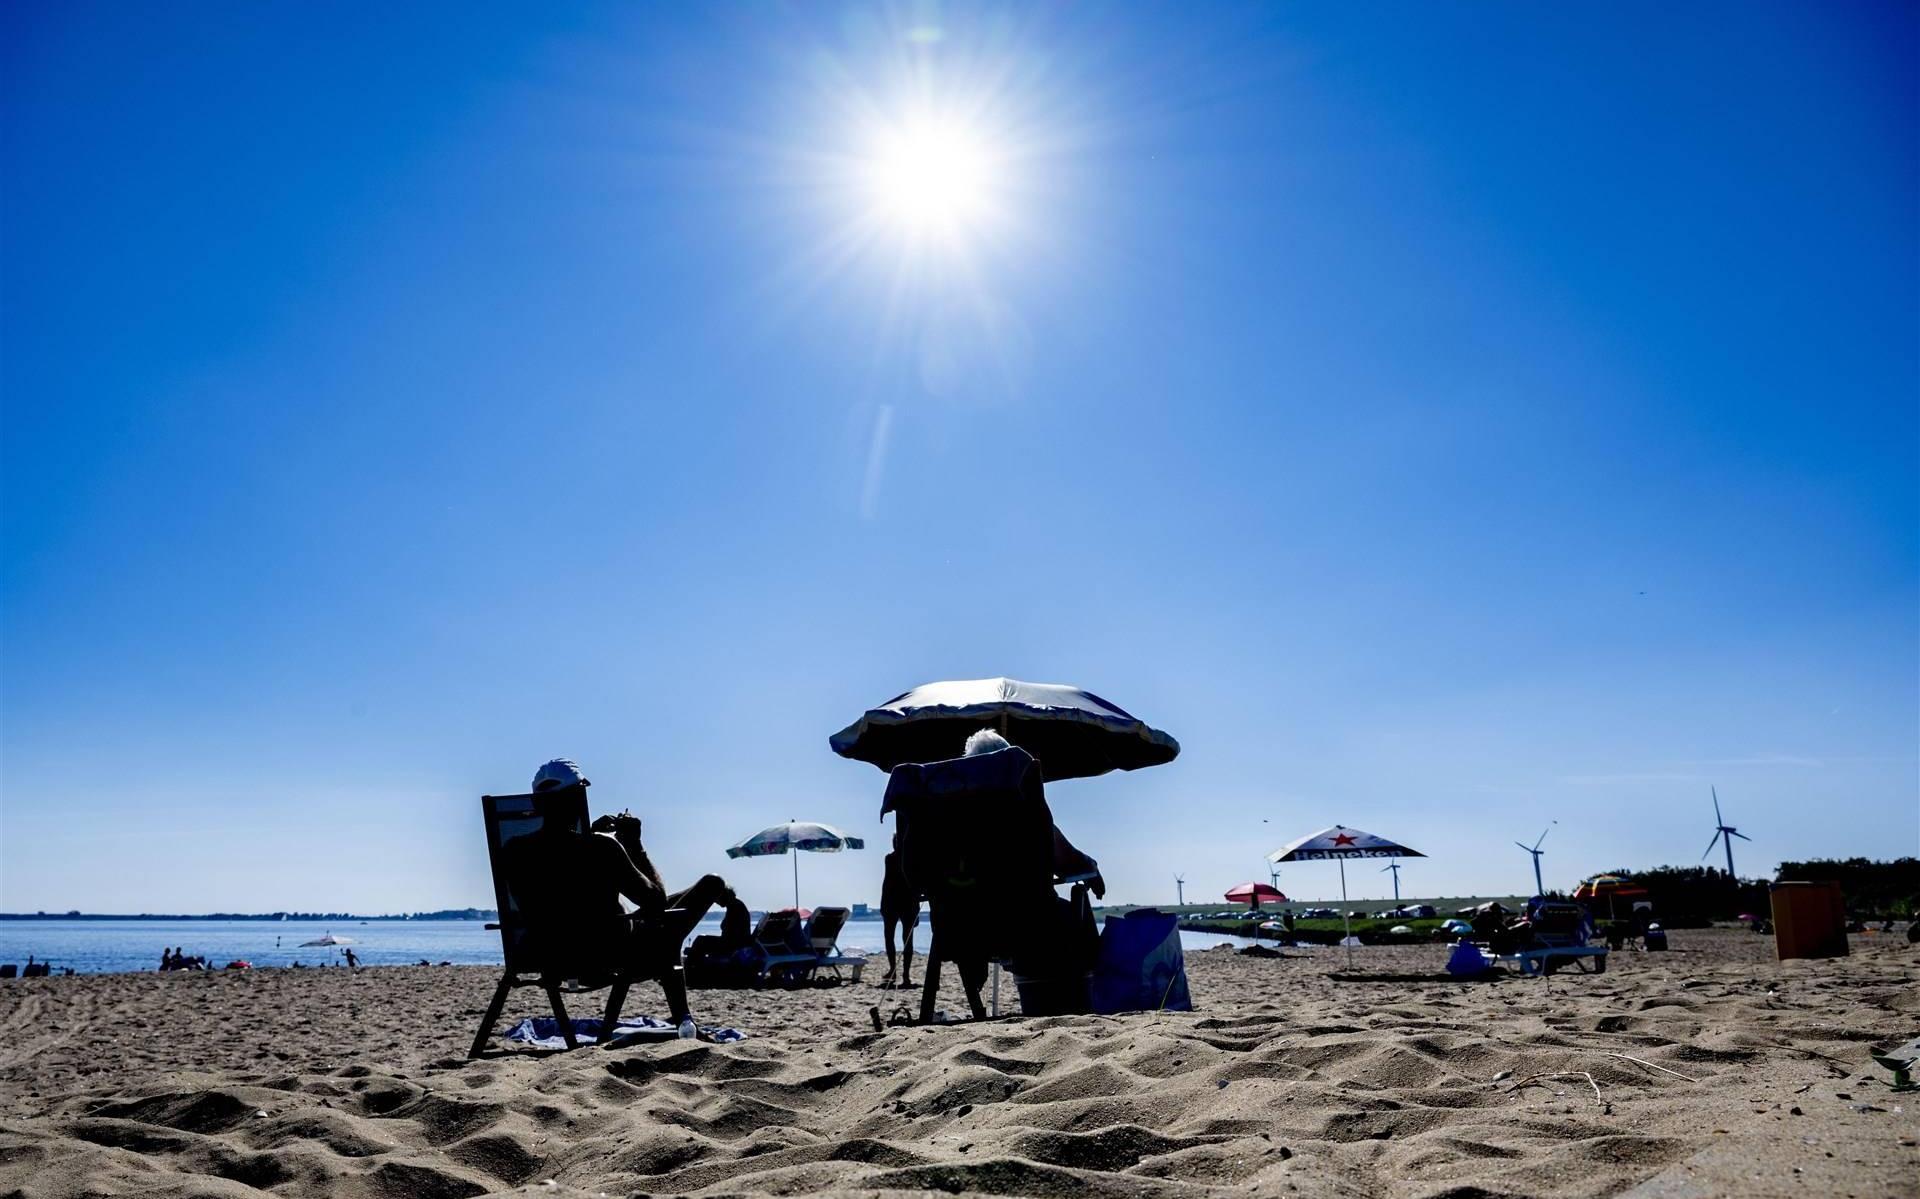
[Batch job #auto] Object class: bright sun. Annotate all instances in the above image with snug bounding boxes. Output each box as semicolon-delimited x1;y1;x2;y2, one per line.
862;115;999;238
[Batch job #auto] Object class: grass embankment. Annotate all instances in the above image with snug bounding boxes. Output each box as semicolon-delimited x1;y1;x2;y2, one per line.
1180;915;1450;945
1097;896;1528;947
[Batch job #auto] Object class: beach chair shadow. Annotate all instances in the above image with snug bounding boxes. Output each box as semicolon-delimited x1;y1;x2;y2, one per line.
469;784;688;1057
803;906;867;983
884;748;1062;1024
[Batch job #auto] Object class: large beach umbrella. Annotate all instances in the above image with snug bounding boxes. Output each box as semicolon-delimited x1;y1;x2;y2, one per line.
829;677;1179;782
1573;874;1648;919
1225;882;1289;910
727;821;866;910
1269;825;1426;967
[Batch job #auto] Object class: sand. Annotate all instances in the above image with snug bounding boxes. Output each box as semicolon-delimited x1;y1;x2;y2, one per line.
0;928;1913;1199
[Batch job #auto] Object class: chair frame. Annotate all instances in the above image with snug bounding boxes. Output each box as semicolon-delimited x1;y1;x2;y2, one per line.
749;910;819;985
803;906;867;983
469;785;687;1057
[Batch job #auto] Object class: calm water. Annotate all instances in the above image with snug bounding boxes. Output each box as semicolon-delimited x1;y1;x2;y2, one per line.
0;917;1289;975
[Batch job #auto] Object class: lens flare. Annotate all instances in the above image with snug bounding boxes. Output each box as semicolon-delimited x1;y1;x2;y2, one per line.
861;115;1000;238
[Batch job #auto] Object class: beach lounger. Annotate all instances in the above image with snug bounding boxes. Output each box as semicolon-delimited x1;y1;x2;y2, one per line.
1492;901;1609;976
802;906;867;982
469;784;688;1056
883;745;1071;1023
749;910;819;984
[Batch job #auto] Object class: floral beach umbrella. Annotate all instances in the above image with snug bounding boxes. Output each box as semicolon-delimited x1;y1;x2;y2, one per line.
727;821;865;910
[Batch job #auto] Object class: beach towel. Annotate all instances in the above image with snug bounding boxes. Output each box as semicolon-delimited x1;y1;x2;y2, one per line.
1090;908;1191;1013
500;1016;747;1049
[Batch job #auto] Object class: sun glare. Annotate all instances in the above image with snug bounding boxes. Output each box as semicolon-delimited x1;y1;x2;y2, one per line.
862;116;1000;238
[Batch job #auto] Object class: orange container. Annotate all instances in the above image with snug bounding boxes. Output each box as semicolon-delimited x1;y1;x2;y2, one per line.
1770;881;1849;960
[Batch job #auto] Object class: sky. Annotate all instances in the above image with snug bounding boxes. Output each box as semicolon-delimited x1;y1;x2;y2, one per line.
2;3;1915;915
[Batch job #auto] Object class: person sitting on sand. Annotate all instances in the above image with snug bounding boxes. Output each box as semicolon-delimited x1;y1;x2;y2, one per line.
880;833;918;989
159;948;173;972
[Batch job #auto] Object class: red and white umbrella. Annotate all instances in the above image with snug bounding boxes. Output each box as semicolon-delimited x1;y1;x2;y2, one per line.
1225;882;1289;909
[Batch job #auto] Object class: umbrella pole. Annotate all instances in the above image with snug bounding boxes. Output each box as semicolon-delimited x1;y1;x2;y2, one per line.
1340;858;1352;970
793;849;801;911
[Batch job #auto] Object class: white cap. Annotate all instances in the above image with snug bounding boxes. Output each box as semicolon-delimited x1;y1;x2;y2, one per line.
532;759;588;791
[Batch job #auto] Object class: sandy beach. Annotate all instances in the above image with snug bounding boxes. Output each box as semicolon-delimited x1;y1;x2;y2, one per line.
0;929;1913;1199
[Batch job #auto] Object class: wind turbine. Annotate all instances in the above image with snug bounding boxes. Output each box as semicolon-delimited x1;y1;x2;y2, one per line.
1516;824;1553;896
1267;863;1282;891
1381;860;1402;903
1701;787;1750;878
1175;874;1186;906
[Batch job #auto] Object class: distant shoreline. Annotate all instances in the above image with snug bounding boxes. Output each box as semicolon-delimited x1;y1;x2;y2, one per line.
0;910;497;922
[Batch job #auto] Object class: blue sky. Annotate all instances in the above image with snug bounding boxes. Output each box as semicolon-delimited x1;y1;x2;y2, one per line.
3;3;1914;914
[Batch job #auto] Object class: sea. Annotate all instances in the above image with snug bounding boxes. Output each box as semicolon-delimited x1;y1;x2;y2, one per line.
0;917;1278;975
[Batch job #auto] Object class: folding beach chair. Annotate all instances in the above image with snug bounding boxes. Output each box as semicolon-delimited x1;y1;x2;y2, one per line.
750;910;819;984
802;906;867;982
469;783;688;1056
883;745;1075;1023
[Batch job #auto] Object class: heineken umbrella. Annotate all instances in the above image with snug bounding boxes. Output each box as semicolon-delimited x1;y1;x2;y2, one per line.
830;677;1179;782
1269;825;1426;967
727;821;866;910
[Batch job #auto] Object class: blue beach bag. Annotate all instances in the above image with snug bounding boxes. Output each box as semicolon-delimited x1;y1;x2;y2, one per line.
1090;908;1192;1013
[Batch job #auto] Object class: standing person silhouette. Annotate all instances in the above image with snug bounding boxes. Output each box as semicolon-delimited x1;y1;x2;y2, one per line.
880;833;918;988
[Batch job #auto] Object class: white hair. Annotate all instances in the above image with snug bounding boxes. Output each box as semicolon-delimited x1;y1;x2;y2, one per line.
964;728;1012;757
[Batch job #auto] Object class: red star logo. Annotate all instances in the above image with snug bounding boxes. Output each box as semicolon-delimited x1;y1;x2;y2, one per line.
1331;833;1357;847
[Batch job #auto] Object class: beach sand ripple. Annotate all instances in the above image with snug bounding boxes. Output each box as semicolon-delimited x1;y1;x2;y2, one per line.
0;930;1914;1197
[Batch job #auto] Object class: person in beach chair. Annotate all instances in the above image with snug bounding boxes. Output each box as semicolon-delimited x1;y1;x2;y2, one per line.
684;894;760;987
470;759;736;1054
882;728;1104;1022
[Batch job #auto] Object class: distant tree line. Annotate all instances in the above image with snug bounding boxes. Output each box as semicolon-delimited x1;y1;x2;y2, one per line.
1775;857;1919;918
1590;858;1917;927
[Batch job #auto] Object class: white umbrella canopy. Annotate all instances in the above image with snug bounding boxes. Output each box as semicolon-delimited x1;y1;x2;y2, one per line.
1269;826;1426;967
726;821;866;910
